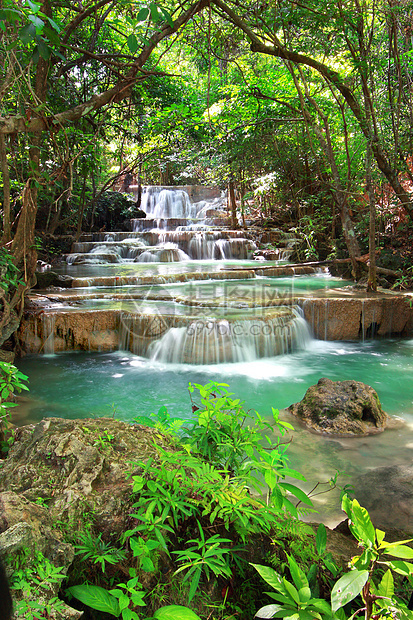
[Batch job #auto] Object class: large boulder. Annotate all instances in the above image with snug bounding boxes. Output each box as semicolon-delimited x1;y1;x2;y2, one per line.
288;377;389;436
0;418;173;535
0;418;176;618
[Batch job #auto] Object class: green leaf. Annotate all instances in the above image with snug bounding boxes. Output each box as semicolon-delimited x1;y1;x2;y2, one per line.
19;23;36;44
331;570;369;612
309;598;333;615
271;485;284;510
32;44;39;62
150;3;160;22
251;564;284;592
127;34;139;53
122;609;140;620
67;585;120;615
137;7;150;21
282;497;298;518
315;523;327;556
350;500;375;546
26;0;41;13
187;566;202;603
265;469;278;490
141;556;155;572
382;544;413;559
287;555;308;591
283;577;299;604
279;483;312;507
45;16;60;32
37;38;50;60
255;604;285;618
28;14;44;30
161;8;174;27
298;587;311;603
154;605;202;620
377;570;394;598
0;9;22;21
386;560;413;576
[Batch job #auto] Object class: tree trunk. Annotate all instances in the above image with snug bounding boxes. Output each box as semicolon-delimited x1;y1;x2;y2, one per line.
75;176;88;241
0;135;11;244
229;178;238;228
366;145;377;291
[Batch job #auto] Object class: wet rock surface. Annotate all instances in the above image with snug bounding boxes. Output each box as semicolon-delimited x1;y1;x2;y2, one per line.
352;465;413;531
288;377;389;436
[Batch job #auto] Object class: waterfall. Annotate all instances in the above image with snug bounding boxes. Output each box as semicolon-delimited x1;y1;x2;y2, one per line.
141;188;195;219
147;308;311;364
67;185;257;263
41;314;56;354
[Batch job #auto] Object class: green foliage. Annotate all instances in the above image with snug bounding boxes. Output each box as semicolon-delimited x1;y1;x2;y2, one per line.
93;429;115;450
252;556;334;620
0;362;29;454
252;497;413;620
172;521;233;603
153;606;202;620
270;518;340;599
74;529;127;573
0;248;24;293
124;381;312;605
68;569;146;620
8;549;68;620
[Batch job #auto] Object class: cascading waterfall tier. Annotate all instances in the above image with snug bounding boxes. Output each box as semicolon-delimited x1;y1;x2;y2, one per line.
65;186;257;264
145;310;311;364
30;184;396;363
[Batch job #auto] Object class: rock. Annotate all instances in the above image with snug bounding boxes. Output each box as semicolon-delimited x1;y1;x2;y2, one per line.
0;418;177;619
288;377;389;436
352;465;413;531
301;296;413;340
0;350;15;363
134;208;146;218
0;418;174;537
35;271;73;290
0;491;79;619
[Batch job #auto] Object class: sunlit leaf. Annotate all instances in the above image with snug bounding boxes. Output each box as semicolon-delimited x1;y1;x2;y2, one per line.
67;585;120;615
279;482;312;506
331;570;369;612
154;605;202;620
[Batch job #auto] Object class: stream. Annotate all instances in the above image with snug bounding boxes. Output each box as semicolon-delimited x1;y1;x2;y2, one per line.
14;185;413;530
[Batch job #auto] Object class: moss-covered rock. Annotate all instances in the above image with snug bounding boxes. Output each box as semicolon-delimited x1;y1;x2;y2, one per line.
0;418;174;536
288;377;389;436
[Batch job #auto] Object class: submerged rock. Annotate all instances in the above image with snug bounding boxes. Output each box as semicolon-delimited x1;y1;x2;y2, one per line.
352;465;413;531
288;377;389;436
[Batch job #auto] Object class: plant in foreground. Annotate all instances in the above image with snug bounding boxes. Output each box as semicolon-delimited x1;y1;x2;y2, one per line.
9;550;68;620
172;520;233;603
0;361;29;453
74;528;127;573
252;496;413;620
